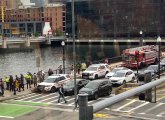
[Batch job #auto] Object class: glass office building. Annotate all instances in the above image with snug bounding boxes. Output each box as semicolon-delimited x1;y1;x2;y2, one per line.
66;0;165;39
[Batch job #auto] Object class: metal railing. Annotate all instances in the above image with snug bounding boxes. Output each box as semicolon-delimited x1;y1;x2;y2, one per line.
78;72;165;120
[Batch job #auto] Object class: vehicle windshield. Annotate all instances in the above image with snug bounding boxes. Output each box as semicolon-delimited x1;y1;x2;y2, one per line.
122;54;136;61
84;82;99;89
86;67;98;71
113;72;125;77
147;66;158;71
44;78;55;83
112;68;121;72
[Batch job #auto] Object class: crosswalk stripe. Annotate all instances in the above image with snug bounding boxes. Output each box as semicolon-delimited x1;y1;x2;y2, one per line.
38;96;59;102
28;93;57;102
15;93;36;99
47;96;70;103
113;99;136;111
17;94;43;101
143;103;164;113
124;102;149;112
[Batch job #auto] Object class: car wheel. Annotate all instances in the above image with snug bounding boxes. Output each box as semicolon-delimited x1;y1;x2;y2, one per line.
94;93;98;100
131;77;135;82
107;88;112;95
94;74;98;79
123;80;126;86
50;87;56;93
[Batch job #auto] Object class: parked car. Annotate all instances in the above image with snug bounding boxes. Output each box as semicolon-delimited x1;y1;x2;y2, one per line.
105;67;129;79
63;79;90;95
82;63;110;80
79;79;112;100
160;58;165;67
109;69;136;85
144;65;165;76
37;74;71;93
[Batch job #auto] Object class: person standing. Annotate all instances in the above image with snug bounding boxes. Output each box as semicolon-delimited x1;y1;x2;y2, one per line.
0;78;4;96
48;68;54;76
20;74;24;91
25;73;31;89
58;65;63;74
58;84;67;103
76;63;81;74
9;75;14;92
15;75;19;91
33;73;38;87
4;76;10;90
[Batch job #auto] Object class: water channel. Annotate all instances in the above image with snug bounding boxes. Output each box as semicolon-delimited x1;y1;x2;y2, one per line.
0;43;137;77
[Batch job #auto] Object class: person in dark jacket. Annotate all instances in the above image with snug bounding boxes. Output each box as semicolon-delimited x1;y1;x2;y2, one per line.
0;78;4;96
20;74;24;91
9;75;14;92
48;68;54;76
33;73;38;87
57;84;67;103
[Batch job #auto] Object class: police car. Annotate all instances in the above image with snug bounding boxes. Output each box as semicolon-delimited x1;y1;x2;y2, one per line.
37;74;71;93
82;63;110;80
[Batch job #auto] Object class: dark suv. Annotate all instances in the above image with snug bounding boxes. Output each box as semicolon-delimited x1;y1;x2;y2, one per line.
79;79;112;100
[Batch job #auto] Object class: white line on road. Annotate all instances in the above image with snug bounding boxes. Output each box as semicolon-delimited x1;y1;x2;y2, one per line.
38;95;59;102
47;96;69;103
17;94;42;101
27;93;57;102
125;102;149;112
15;93;36;99
113;99;136;111
141;103;164;113
0;115;14;119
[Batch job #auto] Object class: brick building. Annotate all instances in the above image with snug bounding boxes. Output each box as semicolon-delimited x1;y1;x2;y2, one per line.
0;3;66;37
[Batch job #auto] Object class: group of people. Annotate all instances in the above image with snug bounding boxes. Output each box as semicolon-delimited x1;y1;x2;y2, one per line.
0;70;45;97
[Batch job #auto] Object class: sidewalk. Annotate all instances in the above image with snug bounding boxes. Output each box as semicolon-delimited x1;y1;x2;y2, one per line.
0;86;35;102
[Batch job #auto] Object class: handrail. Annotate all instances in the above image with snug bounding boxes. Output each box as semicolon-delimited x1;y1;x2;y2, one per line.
92;74;163;113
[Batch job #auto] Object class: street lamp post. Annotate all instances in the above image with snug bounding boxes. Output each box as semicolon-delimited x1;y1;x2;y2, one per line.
157;36;161;79
71;0;77;108
61;41;65;74
139;30;143;46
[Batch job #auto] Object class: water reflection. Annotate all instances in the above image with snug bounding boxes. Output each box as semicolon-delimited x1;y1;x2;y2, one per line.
0;44;137;77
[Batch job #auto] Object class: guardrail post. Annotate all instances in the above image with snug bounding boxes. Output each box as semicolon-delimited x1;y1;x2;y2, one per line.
79;94;93;120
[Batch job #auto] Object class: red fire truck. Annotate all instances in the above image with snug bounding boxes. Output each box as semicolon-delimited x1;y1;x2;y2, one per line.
122;45;159;68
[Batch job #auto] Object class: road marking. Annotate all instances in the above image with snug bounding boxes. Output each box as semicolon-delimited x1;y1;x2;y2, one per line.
94;113;115;118
157;96;165;101
0;115;14;119
125;102;149;112
113;99;136;111
47;96;69;103
27;93;57;102
17;94;42;101
15;93;36;99
38;96;59;102
142;103;164;113
156;111;165;117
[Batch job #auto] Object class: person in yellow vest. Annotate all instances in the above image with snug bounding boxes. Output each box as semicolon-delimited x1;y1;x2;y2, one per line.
15;75;19;91
81;62;87;71
25;73;32;89
4;76;10;90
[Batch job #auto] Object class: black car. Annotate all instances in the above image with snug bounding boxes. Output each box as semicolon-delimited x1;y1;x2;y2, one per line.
63;79;90;95
144;65;165;76
79;79;112;100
